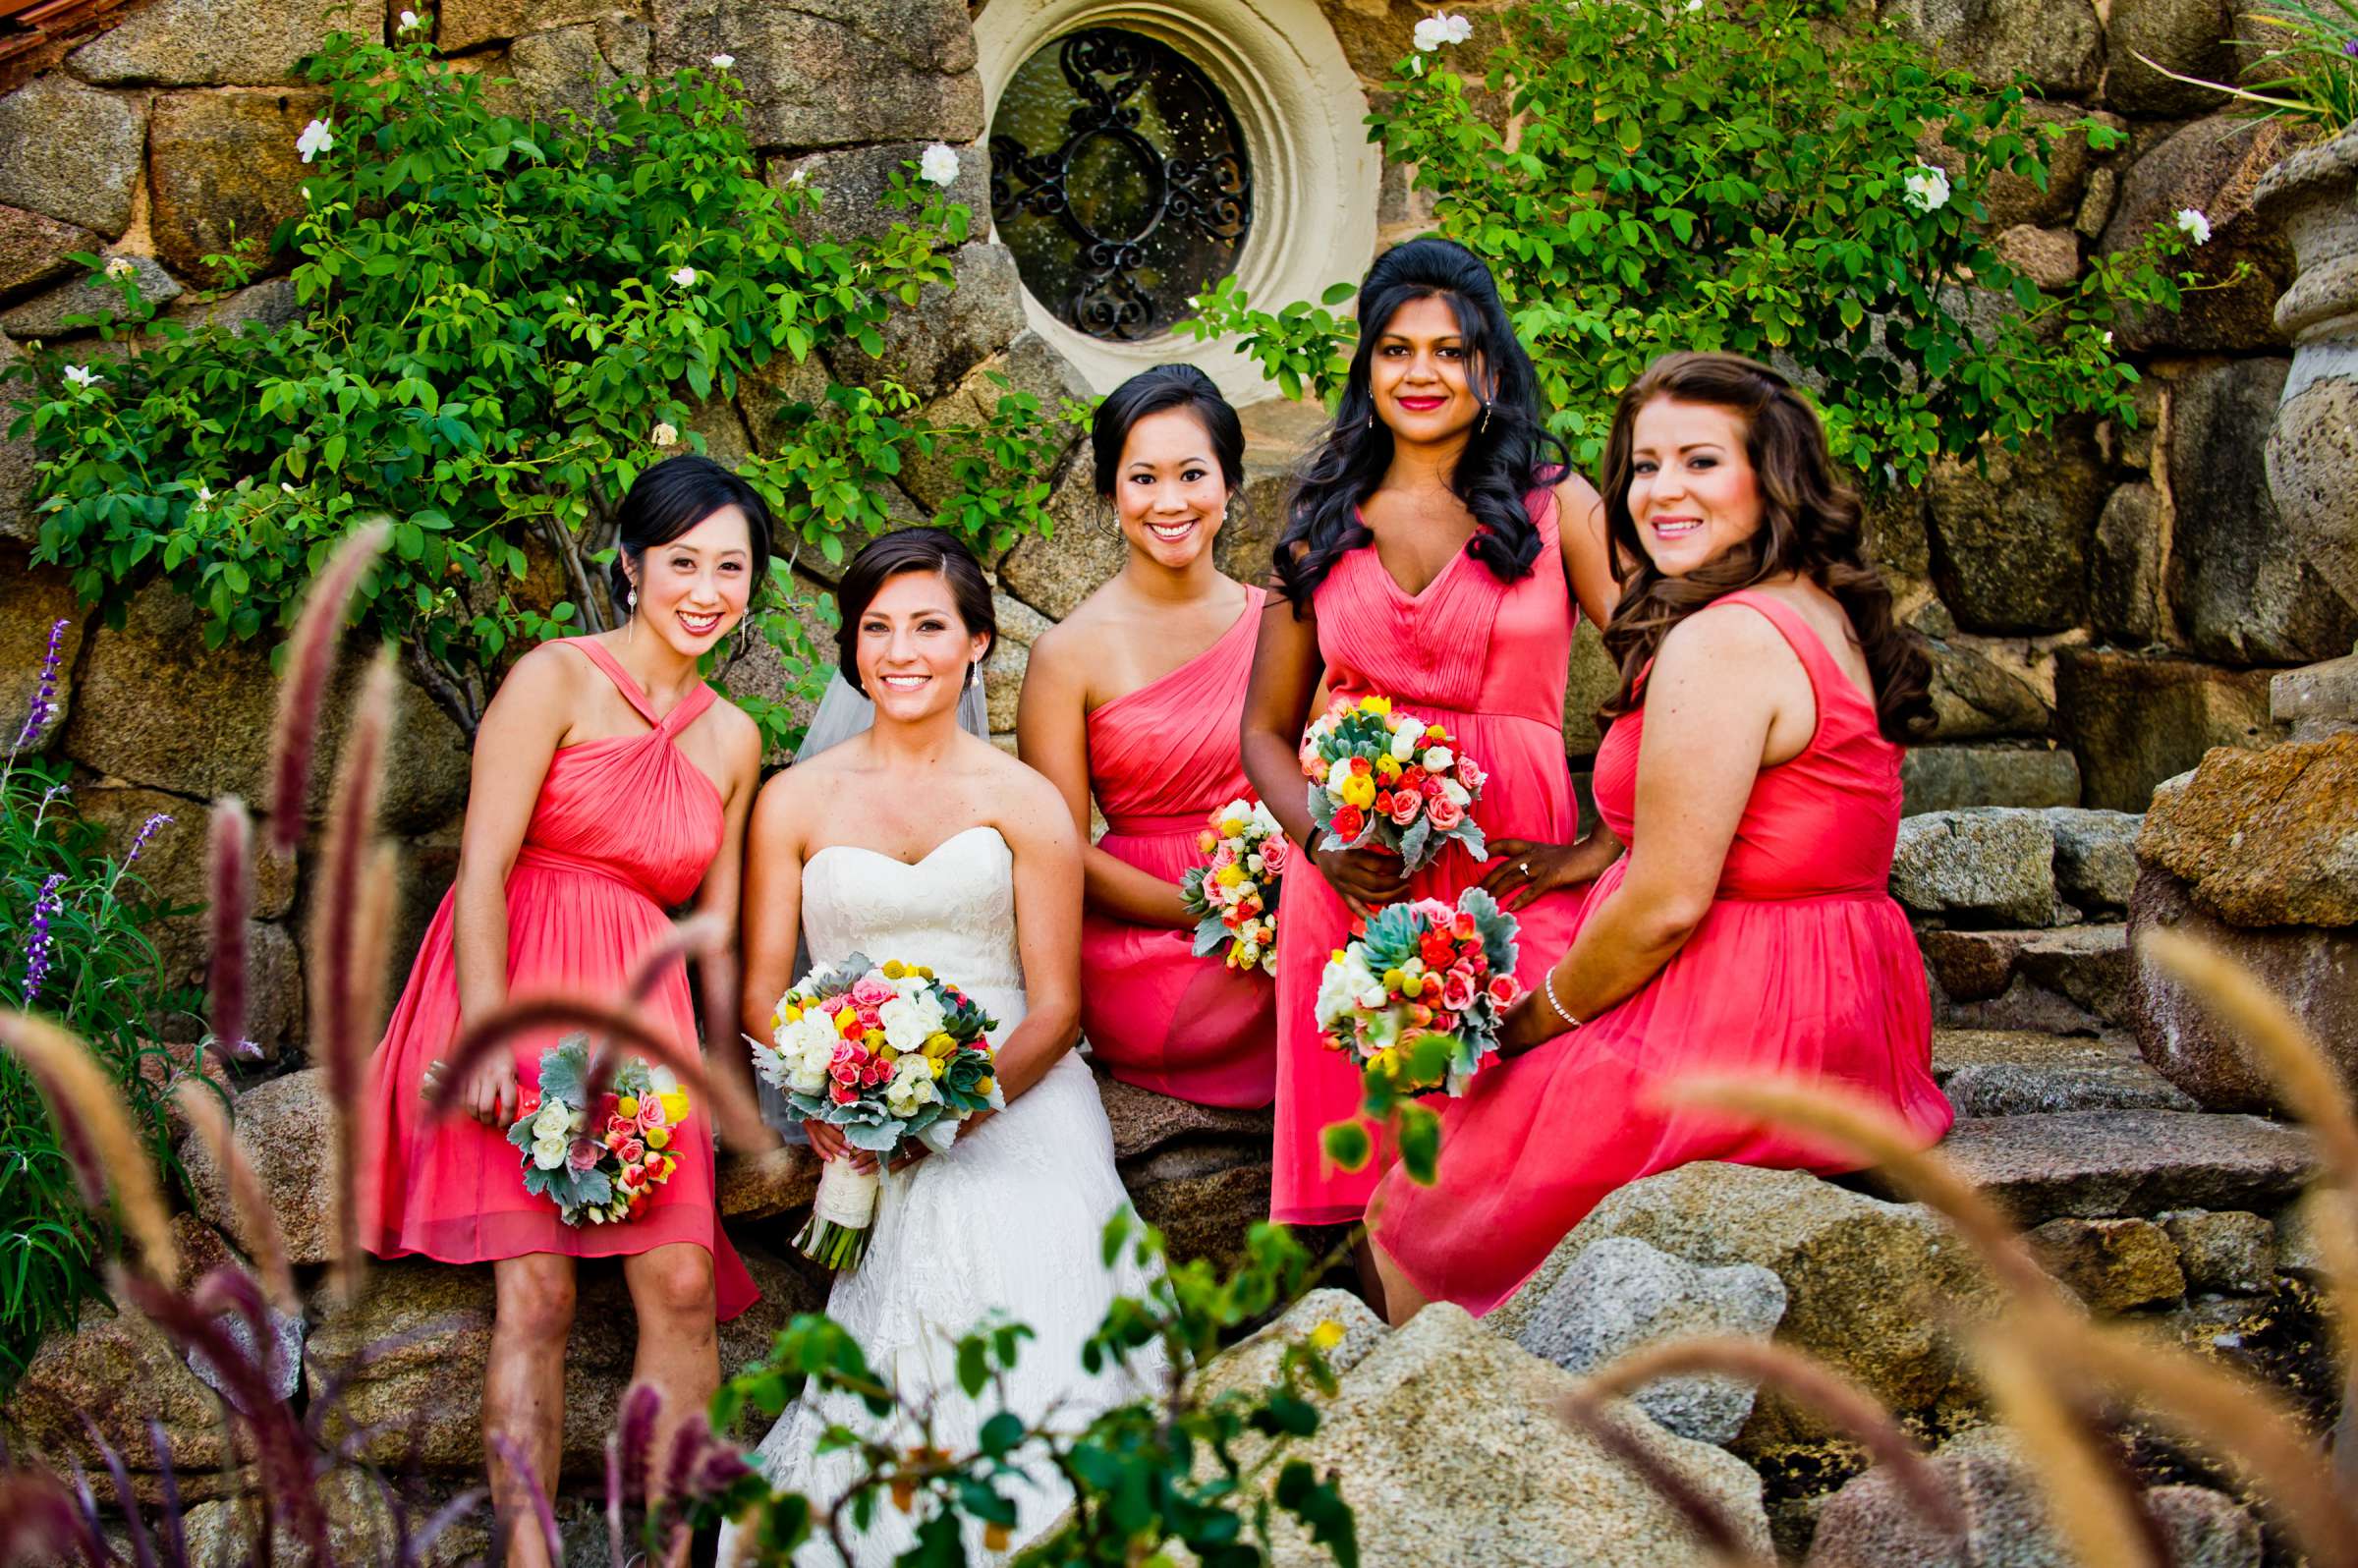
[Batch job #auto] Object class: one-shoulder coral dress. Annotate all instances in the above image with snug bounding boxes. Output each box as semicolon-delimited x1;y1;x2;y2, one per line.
1080;585;1276;1107
362;638;758;1318
1371;590;1954;1315
1270;494;1590;1225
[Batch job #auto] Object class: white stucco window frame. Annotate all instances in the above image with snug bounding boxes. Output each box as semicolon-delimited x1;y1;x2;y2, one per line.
974;0;1379;407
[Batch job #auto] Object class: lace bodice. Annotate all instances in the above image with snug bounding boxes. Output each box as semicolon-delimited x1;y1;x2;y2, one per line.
803;825;1027;1016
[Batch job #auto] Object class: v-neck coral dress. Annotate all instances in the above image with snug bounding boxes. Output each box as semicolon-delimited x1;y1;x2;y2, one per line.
362;638;758;1319
1269;494;1591;1226
1080;585;1276;1108
1370;591;1953;1315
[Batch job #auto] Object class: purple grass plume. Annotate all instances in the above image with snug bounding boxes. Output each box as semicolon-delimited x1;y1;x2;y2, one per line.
206;799;253;1057
267;520;391;856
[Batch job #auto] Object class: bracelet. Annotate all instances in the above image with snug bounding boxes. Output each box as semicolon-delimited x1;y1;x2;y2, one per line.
1543;970;1582;1031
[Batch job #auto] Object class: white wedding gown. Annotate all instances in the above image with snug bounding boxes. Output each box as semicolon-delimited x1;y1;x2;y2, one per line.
722;825;1162;1567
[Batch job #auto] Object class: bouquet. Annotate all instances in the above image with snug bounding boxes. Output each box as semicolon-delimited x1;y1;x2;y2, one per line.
1300;695;1487;874
1179;797;1286;976
507;1036;690;1226
1314;887;1522;1095
752;954;1001;1270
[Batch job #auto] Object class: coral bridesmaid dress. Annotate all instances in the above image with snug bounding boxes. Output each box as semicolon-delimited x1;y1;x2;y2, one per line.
363;639;758;1318
1081;585;1276;1108
1270;494;1589;1225
1371;591;1954;1315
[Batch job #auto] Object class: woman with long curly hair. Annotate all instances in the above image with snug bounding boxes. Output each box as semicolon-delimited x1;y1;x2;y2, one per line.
1239;238;1618;1245
1366;351;1954;1322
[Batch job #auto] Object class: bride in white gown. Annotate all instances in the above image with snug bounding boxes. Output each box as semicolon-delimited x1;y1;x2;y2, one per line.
726;529;1159;1566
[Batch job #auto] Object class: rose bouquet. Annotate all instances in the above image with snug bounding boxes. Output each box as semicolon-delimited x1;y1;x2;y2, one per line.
752;954;1000;1270
506;1035;690;1225
1314;887;1522;1095
1300;694;1487;874
1179;796;1286;976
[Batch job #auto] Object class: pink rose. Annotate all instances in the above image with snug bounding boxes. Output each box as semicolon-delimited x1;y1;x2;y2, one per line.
638;1097;668;1131
1488;974;1525;1007
850;974;895;1009
607;1115;634;1139
1212;844;1238;870
1387;791;1424;826
1441;971;1476;1011
829;1056;862;1085
1427;795;1464;831
830;1083;858;1105
1456;756;1485;791
1260;837;1289;878
567;1137;600;1172
1421;774;1446;800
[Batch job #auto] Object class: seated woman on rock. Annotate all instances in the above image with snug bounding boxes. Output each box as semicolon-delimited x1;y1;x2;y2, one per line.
1367;351;1955;1322
1016;364;1276;1107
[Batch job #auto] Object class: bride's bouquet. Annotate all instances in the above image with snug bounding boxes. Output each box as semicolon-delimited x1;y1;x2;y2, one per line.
506;1036;689;1225
1315;887;1522;1095
1179;796;1285;976
1301;694;1488;873
753;954;1001;1271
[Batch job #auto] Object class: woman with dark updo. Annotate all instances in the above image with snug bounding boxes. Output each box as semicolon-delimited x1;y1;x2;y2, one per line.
362;453;765;1565
1367;352;1955;1323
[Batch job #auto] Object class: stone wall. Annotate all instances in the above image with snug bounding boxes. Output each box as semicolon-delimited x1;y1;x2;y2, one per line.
0;0;2340;1028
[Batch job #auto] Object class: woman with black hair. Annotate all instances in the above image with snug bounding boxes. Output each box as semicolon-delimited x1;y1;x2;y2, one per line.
1239;238;1619;1237
362;453;767;1566
1017;364;1275;1108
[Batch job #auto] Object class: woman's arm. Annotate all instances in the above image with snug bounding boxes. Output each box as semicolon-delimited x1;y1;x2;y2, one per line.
1556;472;1617;632
448;645;576;1124
980;770;1086;1102
738;772;807;1055
1239;591;1408;917
1015;627;1194;929
1498;605;1800;1053
694;710;765;1123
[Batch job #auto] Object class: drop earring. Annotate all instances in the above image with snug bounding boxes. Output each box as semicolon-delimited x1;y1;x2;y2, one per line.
1480;402;1492;436
625;586;638;647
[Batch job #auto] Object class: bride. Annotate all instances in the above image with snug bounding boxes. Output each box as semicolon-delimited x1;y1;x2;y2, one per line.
725;527;1159;1565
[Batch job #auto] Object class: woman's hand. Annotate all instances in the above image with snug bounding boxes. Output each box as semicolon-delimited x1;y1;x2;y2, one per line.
1494;988;1563;1058
805;1118;880;1174
1482;837;1604;913
459;1057;519;1127
1313;842;1411;920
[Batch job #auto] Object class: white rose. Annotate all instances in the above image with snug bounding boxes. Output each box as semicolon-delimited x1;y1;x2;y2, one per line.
62;364;96;388
532;1100;571;1138
651;421;679;447
195;484;213;504
2175;207;2212;245
878;993;944;1053
398;10;421;31
669;265;698;287
104;257;135;280
788;1056;828;1094
1387;726;1424;762
1412;13;1472;49
1440;778;1471;808
784;167;809;187
918;142;961;188
709;52;734;68
1421;746;1454;773
532;1134;568;1170
1315;952;1379;1032
1901;162;1950;215
568;1107;587;1133
296;118;335;163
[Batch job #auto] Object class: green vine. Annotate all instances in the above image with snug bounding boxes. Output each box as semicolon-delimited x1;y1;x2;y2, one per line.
4;23;1086;749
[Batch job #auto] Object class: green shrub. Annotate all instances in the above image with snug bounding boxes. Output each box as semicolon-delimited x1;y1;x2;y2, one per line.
5;24;1084;750
1184;0;2218;484
0;621;213;1390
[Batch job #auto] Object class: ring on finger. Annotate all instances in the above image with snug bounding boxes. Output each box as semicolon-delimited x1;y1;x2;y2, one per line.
1520;860;1532;877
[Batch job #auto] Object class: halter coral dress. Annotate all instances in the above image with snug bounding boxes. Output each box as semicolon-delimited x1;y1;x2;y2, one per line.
1270;494;1590;1226
1080;585;1276;1108
362;639;758;1319
1371;591;1954;1315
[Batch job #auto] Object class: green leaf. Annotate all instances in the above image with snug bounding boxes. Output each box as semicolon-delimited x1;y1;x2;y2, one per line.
1321;1120;1373;1172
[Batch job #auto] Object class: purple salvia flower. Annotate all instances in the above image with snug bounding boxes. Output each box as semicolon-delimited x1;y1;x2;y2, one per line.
22;871;65;1003
2343;36;2357;53
123;812;171;868
14;618;69;753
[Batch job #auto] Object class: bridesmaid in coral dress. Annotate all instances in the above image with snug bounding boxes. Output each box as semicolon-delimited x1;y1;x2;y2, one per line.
1020;365;1275;1107
1371;353;1955;1321
362;455;764;1565
1241;241;1618;1246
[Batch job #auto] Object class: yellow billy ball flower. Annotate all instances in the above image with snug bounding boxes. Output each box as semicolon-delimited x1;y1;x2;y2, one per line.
1215;864;1246;889
616;1095;639;1118
647;1127;671;1149
877;1044;900;1064
881;960;906;980
1381;968;1407;993
977;1075;996;1096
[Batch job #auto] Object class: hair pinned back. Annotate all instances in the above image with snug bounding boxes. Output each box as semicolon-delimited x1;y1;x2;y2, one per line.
1596;352;1934;745
1092;364;1245;497
1272;238;1567;614
611;453;774;605
832;528;997;691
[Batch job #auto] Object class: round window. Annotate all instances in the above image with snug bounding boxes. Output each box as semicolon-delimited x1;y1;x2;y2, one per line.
987;28;1254;344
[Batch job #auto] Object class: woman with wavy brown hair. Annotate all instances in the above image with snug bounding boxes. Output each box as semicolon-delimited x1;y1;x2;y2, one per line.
1366;351;1954;1323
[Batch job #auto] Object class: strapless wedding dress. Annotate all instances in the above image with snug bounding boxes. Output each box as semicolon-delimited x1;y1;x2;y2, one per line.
722;825;1161;1567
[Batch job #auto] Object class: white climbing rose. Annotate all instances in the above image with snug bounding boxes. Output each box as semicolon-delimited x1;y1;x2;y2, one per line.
651;421;679;447
2175;207;2212;245
669;264;698;286
1412;12;1474;49
296;117;335;163
62;364;96;388
104;256;135;280
398;10;421;31
1901;162;1950;214
919;142;961;188
709;52;734;68
196;483;213;503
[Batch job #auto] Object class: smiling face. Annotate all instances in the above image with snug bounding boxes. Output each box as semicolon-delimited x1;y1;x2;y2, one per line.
854;569;992;723
1113;405;1230;571
1625;397;1765;577
1369;293;1484;445
628;505;757;656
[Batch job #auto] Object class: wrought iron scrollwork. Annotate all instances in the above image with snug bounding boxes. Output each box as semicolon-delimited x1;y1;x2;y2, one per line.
988;28;1253;342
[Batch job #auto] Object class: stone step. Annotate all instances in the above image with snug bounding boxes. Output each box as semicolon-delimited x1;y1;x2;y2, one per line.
1933;1028;2195;1116
1922;922;2131;1033
1868;1111;2314;1226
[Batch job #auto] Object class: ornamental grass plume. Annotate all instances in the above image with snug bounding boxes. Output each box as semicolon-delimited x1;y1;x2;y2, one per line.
1967;1324;2162;1568
0;1010;177;1286
205;798;252;1054
1551;1387;1773;1568
171;1081;298;1313
267;520;390;855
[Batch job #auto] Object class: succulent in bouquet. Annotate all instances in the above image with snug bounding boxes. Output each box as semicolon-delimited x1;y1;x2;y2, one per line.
507;1035;690;1225
1301;695;1487;874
